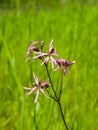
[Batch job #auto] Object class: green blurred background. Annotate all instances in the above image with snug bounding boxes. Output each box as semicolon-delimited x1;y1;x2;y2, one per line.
0;0;98;130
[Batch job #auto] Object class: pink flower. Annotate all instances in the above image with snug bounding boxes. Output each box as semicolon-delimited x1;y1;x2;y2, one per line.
26;41;39;61
34;39;58;67
23;73;50;103
54;58;75;74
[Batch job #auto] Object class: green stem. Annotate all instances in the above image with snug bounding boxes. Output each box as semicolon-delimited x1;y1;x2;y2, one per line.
59;71;63;99
44;63;68;129
46;89;57;102
58;102;68;130
45;64;57;99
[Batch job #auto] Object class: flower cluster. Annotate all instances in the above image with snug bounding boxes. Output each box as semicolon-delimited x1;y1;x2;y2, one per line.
24;39;75;103
26;39;75;73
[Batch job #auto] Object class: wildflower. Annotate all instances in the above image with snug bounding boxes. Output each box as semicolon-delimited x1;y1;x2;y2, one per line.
54;58;75;74
34;39;58;67
23;73;49;103
26;41;39;61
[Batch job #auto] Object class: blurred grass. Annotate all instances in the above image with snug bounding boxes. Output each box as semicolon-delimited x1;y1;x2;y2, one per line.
0;1;98;130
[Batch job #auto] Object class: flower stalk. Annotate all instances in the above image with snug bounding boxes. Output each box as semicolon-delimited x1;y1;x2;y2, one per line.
44;63;68;130
58;102;69;130
59;70;63;99
44;63;58;99
24;39;75;130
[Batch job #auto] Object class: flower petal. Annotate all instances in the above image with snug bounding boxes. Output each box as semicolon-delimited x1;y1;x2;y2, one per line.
41;56;49;65
23;87;32;90
27;87;37;95
30;40;39;44
49;39;54;52
41;81;50;88
33;73;39;85
34;52;47;59
40;88;49;98
34;89;39;103
50;56;56;68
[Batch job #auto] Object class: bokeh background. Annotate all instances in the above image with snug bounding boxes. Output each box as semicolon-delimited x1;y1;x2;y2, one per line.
0;0;98;130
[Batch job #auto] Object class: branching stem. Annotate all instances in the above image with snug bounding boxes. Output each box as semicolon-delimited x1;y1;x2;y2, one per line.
59;70;63;99
44;64;58;99
44;63;68;130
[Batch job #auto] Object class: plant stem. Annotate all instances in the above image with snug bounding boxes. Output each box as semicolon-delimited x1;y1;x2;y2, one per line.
46;89;57;102
58;102;68;130
44;64;57;98
44;64;68;129
59;71;63;99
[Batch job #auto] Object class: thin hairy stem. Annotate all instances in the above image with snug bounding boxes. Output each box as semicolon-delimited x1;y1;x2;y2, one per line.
58;102;68;130
46;89;57;102
59;71;63;99
44;64;58;99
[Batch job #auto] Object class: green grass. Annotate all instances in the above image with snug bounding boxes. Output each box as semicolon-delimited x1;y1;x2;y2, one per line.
0;2;98;130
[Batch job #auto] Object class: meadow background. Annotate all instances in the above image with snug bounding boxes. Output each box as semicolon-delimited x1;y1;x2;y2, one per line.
0;0;98;130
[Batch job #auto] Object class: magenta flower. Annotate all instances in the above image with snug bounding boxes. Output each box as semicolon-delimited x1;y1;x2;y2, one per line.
54;58;75;74
34;39;58;67
23;73;50;103
34;51;47;60
26;41;39;61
